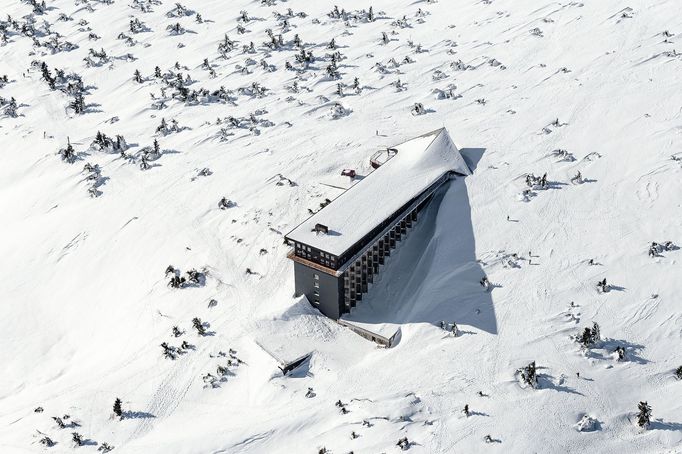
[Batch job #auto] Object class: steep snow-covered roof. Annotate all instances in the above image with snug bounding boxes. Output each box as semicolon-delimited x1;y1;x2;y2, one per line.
285;128;471;257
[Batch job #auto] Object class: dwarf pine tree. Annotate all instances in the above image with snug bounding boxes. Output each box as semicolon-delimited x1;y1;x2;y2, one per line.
519;361;537;388
637;401;652;428
113;398;123;419
52;416;66;428
186;269;201;284
156;117;167;134
591;322;600;342
168;275;185;287
133;69;142;83
579;322;600;348
39;436;55;447
161;342;176;359
614;346;626;361
579;327;592;347
5;97;18;117
676;366;682;380
41;62;56;89
60;140;76;163
70;93;85;114
192;317;206;335
72;432;83;446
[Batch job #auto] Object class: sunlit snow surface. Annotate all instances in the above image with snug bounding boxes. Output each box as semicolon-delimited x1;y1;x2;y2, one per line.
0;0;681;453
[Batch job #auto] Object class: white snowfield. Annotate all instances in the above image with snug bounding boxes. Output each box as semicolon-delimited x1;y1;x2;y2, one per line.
0;0;681;453
286;128;470;257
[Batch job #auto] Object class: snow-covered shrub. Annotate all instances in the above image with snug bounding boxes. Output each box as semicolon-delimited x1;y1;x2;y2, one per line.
518;361;537;388
575;414;599;432
411;102;425;115
328;103;351;119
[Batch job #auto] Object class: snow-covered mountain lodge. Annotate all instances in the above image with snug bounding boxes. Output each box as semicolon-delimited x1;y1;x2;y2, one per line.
285;128;471;319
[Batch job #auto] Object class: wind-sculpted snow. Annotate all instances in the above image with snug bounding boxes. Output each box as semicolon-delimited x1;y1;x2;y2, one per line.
0;0;681;452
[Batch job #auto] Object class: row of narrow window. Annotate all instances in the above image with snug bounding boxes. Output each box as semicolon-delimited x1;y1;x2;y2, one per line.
295;242;336;267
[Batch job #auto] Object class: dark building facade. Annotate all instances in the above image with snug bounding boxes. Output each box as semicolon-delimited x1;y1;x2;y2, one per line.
292;260;345;318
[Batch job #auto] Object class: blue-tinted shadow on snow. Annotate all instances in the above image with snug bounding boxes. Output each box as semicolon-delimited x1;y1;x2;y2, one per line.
79;438;98;446
459;148;485;173
650;420;682;431
537;372;584;396
341;148;498;335
122;410;156;420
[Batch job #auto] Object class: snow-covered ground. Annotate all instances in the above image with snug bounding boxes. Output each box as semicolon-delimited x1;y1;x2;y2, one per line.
1;0;681;452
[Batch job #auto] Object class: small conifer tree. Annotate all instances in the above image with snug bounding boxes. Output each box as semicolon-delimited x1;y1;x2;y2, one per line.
72;432;83;446
519;361;537;388
637;401;651;428
113;398;123;419
192;317;206;336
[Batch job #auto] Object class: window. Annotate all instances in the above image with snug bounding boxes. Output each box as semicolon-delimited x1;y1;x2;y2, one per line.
307;246;311;252
314;274;319;280
314;290;319;297
296;243;301;249
314;282;319;288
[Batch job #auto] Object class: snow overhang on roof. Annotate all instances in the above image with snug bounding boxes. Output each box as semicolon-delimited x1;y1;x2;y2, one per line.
285;128;471;257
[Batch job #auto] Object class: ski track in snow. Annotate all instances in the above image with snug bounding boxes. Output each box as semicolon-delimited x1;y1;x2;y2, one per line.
126;362;195;443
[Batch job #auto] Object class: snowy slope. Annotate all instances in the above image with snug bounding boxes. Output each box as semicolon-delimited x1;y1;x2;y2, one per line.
1;0;681;453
